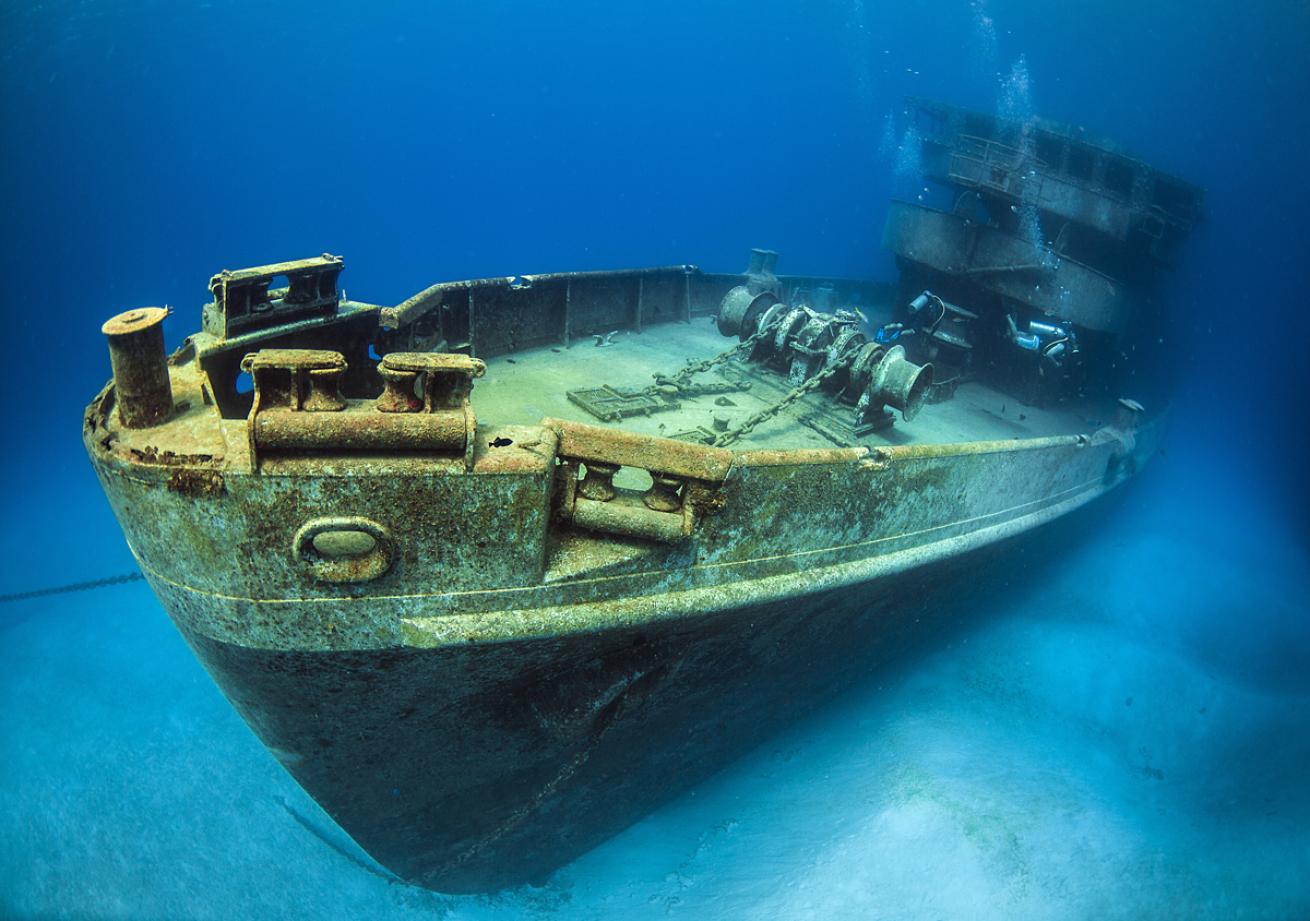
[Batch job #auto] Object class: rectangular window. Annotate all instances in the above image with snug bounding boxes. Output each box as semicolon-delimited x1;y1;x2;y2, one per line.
1104;159;1135;197
1066;145;1095;181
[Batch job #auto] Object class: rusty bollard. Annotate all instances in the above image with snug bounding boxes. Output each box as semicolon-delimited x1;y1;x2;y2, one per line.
303;364;347;412
643;473;684;512
102;307;173;428
577;462;619;502
377;364;422;413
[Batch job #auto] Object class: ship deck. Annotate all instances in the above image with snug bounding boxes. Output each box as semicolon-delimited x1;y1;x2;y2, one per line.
472;318;1101;452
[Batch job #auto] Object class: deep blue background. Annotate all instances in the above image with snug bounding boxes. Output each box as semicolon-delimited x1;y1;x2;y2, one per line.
1;0;1306;531
3;4;1309;915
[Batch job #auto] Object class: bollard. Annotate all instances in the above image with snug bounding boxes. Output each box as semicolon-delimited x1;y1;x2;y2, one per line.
101;307;173;428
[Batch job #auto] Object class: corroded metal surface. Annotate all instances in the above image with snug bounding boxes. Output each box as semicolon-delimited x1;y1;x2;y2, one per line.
242;348;486;468
548;417;733;481
206;254;343;339
101;307;173;428
711;281;935;436
84;230;1169;893
91;412;1151;890
882;97;1203;407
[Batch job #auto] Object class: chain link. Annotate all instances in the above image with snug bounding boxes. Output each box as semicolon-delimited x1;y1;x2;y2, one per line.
710;361;844;447
642;326;773;396
0;570;143;605
629;315;840;447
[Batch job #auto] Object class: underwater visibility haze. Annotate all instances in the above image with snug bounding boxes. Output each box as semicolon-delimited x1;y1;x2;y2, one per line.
2;0;1308;918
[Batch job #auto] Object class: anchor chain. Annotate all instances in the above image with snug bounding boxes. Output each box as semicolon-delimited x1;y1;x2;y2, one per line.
710;361;845;447
0;570;144;605
643;326;773;395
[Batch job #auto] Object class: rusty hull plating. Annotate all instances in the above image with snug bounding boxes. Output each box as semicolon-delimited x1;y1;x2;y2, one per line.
83;105;1196;892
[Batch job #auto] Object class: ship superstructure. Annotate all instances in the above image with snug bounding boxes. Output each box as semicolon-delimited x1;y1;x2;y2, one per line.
883;98;1203;405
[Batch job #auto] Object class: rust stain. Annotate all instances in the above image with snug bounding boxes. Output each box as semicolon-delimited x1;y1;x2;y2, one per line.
167;468;226;498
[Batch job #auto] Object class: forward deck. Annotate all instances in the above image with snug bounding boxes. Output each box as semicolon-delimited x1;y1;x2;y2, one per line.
107;309;1105;478
472;318;1100;452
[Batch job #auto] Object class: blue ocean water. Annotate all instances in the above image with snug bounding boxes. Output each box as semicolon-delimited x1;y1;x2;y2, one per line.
2;1;1307;918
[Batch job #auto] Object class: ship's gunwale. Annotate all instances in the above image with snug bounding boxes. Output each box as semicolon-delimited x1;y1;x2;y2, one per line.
89;399;1142;654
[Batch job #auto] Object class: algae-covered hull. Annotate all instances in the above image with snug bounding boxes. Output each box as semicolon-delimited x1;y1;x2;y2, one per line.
84;98;1196;892
88;352;1156;890
179;534;1037;891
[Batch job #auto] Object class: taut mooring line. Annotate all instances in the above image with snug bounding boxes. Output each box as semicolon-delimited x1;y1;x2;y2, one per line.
0;571;143;604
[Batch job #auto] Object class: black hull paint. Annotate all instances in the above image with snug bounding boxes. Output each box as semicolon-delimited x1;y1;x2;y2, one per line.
175;496;1116;893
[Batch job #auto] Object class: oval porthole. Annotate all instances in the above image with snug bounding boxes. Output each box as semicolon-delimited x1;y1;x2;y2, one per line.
294;517;394;584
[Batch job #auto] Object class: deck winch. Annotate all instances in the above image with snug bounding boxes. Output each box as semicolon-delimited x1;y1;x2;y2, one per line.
716;280;933;435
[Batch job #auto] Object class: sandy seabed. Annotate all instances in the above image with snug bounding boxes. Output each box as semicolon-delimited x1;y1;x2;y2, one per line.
2;454;1307;921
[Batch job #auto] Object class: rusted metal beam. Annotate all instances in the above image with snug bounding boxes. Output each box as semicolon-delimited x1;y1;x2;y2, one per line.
563;279;572;348
467;289;476;358
384;282;444;329
545;417;733;483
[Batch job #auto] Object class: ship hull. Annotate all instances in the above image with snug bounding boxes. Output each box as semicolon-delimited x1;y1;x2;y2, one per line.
80;124;1198;890
89;372;1160;891
174;532;1017;892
